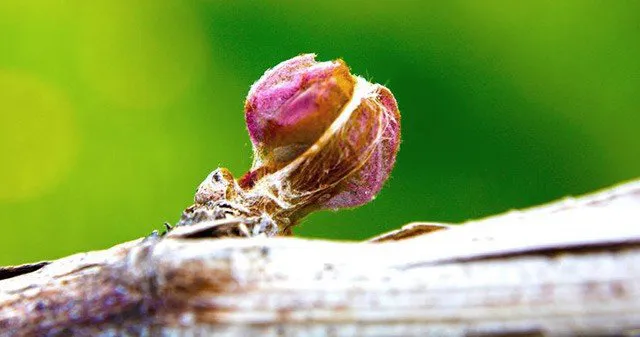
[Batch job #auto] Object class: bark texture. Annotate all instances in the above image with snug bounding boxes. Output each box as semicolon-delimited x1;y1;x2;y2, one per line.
1;179;639;336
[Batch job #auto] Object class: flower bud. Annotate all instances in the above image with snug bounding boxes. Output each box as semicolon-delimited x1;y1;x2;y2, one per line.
318;84;400;209
244;54;355;170
242;54;401;215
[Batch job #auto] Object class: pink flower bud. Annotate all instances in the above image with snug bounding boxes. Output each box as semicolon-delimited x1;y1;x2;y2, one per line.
245;54;356;169
242;54;401;216
318;85;400;209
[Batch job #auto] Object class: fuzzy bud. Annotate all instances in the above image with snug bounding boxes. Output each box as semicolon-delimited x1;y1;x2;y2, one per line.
242;54;401;213
245;54;356;168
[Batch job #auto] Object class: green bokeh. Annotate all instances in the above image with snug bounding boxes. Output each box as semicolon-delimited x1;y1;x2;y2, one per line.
1;1;638;264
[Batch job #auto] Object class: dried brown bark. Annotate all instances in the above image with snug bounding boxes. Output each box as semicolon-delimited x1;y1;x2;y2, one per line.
1;179;640;336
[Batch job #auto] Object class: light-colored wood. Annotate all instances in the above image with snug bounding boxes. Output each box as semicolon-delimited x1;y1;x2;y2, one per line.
1;179;640;336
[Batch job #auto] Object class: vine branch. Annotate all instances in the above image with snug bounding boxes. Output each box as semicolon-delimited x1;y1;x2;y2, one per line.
1;179;639;336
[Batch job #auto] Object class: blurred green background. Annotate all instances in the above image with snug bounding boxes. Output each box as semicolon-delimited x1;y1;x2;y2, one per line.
1;1;639;265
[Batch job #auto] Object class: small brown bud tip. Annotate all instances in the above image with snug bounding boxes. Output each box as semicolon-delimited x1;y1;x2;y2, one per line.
194;168;238;205
244;54;401;212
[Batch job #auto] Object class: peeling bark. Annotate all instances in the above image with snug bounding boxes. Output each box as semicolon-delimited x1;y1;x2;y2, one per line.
1;179;640;336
